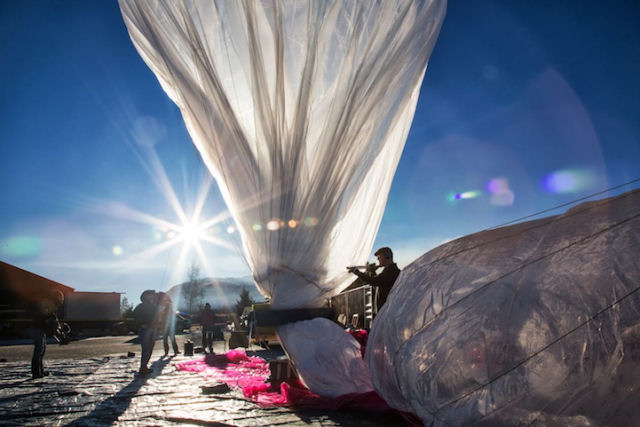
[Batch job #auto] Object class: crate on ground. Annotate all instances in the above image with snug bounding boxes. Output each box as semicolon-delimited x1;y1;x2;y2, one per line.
268;357;297;387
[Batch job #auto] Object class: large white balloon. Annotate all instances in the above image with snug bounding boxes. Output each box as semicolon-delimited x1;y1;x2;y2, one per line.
119;0;445;396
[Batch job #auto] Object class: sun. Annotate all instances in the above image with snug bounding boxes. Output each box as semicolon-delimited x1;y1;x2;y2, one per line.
180;220;202;243
94;133;243;288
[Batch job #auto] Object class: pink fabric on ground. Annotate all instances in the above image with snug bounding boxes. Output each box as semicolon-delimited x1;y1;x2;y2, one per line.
174;349;390;412
175;350;270;391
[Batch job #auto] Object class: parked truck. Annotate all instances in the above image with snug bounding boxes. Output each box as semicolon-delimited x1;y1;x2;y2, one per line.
63;291;122;336
0;261;125;338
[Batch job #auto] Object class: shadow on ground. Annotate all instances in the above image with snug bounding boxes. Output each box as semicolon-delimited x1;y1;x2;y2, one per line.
66;356;172;426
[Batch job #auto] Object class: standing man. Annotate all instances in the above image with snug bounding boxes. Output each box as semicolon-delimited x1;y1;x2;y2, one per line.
156;292;180;356
134;290;157;375
200;303;217;354
348;247;401;310
29;289;64;380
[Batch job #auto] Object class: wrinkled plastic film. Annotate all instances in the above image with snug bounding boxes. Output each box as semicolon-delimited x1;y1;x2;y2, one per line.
367;189;640;425
119;0;445;397
118;0;445;307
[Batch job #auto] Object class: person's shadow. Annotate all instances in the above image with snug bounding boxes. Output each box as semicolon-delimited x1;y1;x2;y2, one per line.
65;356;172;426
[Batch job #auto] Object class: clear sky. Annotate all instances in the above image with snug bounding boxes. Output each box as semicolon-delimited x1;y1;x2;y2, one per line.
1;1;639;303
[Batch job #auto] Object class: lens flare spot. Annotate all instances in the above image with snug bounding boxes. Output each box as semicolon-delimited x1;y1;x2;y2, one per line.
487;178;508;194
288;219;298;229
542;169;596;193
1;236;41;258
491;190;515;206
304;217;319;227
132;115;167;147
112;245;124;256
487;178;515;206
226;226;236;234
266;219;281;231
166;231;177;239
462;191;480;199
448;191;481;201
252;223;263;231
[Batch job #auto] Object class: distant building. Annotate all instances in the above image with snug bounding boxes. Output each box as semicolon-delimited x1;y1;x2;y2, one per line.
0;260;74;300
0;260;73;336
0;261;120;337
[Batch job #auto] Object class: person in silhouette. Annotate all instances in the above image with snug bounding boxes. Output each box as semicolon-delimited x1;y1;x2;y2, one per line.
156;292;180;356
29;289;64;379
134;290;157;375
200;303;217;354
348;246;401;310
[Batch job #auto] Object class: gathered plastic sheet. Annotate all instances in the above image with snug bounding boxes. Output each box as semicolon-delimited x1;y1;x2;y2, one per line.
367;189;640;426
119;0;446;397
276;318;373;397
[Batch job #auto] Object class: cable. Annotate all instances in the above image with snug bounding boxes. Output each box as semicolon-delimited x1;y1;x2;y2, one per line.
396;202;640;423
159;243;175;290
428;211;640;417
451;278;640;420
488;177;640;230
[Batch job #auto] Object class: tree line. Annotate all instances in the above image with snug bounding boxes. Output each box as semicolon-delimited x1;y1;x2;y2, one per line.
120;263;256;320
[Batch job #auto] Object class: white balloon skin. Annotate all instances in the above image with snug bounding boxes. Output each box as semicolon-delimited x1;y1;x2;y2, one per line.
119;0;446;397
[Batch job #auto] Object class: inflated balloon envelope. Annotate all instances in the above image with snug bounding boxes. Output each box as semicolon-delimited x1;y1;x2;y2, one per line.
368;189;640;425
119;0;446;397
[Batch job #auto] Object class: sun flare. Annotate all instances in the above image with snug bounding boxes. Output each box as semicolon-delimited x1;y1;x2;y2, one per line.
180;220;202;243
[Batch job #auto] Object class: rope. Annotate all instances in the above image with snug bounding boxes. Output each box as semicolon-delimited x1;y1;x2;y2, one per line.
455;279;640;421
410;186;640;282
487;177;640;230
159;243;174;289
430;211;640;416
394;191;640;424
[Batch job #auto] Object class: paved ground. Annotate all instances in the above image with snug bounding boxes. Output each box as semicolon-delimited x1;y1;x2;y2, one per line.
0;335;144;362
0;334;405;426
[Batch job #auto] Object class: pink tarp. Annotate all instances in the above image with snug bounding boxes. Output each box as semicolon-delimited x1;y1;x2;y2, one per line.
175;348;390;412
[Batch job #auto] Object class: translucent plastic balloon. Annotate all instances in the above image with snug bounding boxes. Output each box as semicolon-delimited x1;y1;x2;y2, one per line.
119;0;445;396
367;190;640;425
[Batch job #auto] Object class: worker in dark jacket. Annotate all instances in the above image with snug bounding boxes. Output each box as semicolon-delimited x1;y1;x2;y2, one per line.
156;292;180;356
200;303;217;354
134;290;157;375
348;247;401;310
29;289;64;379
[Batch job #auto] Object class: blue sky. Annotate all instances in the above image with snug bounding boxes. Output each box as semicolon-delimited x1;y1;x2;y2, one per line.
1;1;639;303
